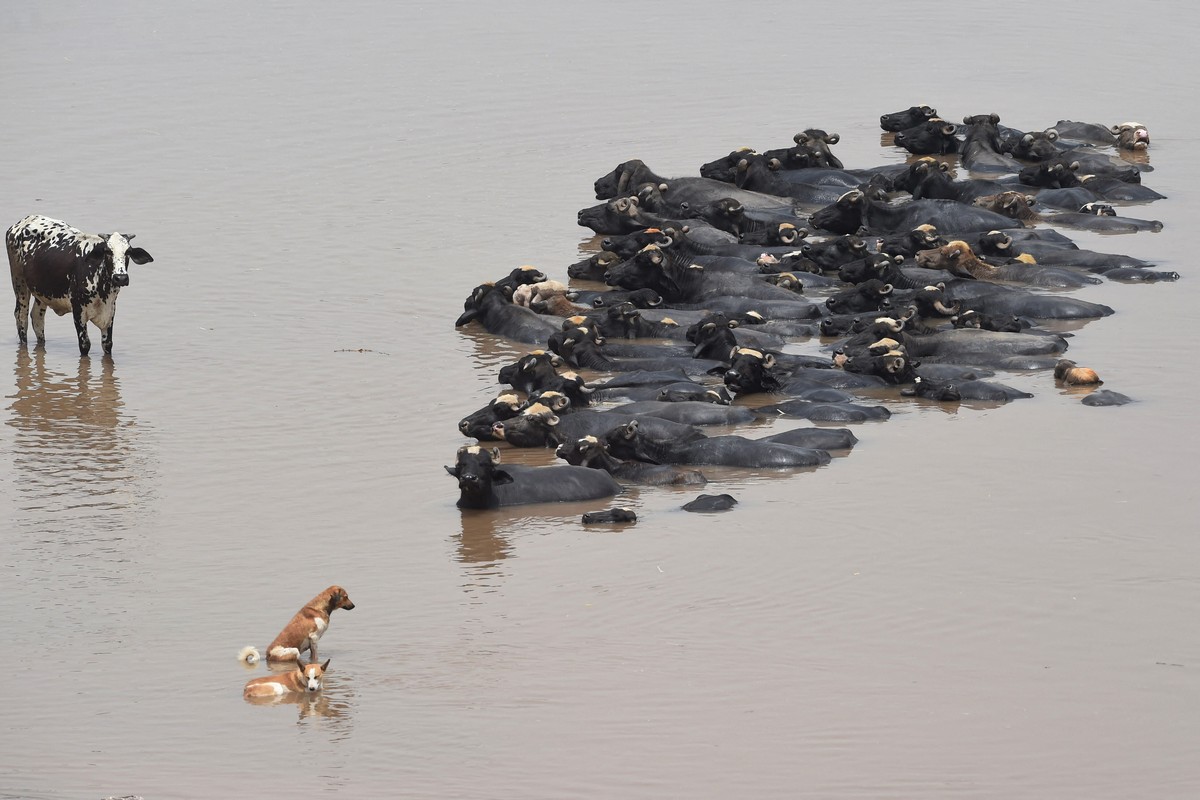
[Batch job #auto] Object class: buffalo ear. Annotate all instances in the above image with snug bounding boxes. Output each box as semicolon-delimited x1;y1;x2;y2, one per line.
127;247;154;264
491;468;514;486
444;465;459;478
763;354;777;369
454;309;479;327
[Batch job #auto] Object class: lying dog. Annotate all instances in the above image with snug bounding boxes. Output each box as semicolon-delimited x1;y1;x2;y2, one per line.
243;659;330;699
239;585;355;664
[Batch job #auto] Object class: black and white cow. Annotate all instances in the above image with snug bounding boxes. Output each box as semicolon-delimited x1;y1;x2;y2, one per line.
7;215;154;355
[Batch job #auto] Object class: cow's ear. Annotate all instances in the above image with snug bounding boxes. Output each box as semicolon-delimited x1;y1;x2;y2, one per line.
127;247;154;264
444;465;459;477
491;468;514;485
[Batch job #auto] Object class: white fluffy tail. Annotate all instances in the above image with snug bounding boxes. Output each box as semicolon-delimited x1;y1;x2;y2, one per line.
238;646;262;664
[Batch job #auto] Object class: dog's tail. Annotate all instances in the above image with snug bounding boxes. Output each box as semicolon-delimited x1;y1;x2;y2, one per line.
238;646;262;664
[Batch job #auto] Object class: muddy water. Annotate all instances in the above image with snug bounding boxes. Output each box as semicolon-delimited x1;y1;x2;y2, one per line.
2;2;1199;798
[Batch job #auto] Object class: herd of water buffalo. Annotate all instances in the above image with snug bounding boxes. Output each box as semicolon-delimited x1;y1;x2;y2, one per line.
447;107;1174;512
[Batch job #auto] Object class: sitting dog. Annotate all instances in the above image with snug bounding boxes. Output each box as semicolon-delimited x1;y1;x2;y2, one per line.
243;659;330;699
239;585;355;664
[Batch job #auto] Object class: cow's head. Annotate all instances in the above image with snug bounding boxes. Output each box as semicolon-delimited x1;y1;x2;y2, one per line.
91;232;153;288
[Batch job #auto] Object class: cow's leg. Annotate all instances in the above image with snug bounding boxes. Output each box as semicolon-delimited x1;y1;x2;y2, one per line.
30;298;47;344
101;318;114;355
72;305;91;356
12;283;29;345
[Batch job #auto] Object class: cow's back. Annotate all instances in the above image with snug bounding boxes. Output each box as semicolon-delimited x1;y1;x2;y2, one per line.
7;215;96;303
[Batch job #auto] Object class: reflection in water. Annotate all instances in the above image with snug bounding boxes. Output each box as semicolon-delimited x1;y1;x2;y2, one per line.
1119;149;1151;167
457;511;514;594
6;349;153;533
243;676;357;743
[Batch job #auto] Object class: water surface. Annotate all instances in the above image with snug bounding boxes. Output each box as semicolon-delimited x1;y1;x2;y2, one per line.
2;2;1198;798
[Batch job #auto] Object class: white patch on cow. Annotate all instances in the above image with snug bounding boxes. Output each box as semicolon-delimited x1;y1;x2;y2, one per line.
81;292;119;331
520;403;554;419
495;393;521;410
104;233;132;283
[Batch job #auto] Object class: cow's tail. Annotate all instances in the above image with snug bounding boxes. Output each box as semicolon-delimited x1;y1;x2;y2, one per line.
238;646;262;664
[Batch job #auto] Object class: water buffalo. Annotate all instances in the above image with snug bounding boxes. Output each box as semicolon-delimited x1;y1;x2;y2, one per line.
604;419;831;469
446;446;621;509
880;104;939;132
556;435;708;486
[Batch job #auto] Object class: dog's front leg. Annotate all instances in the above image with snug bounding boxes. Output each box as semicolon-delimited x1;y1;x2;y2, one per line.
307;636;319;663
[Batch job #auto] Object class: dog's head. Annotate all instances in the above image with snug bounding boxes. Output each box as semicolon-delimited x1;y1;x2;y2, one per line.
325;585;355;612
300;659;330;692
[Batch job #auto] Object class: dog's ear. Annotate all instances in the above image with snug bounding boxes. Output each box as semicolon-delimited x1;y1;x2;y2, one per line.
321;659;331;672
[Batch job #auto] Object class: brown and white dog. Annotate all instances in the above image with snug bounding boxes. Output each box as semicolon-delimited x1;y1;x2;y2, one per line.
243;659;330;699
238;585;355;664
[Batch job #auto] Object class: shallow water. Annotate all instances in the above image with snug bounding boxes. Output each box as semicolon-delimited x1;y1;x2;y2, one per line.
2;2;1199;798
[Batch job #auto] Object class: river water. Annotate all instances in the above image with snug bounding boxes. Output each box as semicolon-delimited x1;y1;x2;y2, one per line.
2;2;1198;798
